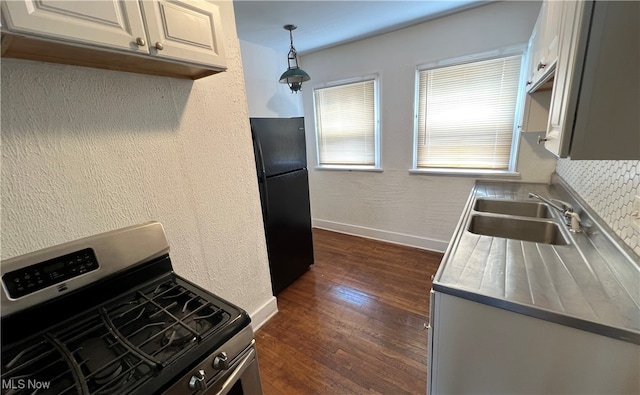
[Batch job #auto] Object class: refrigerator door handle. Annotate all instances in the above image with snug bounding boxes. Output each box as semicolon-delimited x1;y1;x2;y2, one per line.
251;127;269;222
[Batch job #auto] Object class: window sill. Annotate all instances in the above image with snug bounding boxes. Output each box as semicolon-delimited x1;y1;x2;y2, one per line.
409;168;521;178
315;165;383;173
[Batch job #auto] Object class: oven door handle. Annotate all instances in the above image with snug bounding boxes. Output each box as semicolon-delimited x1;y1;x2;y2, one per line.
213;347;256;395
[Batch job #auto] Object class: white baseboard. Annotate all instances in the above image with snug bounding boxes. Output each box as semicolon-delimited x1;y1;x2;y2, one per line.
249;296;278;331
312;219;448;253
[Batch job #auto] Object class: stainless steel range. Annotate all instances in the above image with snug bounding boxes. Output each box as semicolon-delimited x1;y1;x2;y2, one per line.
0;222;263;395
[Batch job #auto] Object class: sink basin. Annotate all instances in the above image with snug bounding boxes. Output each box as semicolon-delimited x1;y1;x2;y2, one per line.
467;215;569;245
474;199;552;218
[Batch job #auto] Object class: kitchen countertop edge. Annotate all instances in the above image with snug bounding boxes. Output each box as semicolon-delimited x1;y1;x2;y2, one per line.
432;282;640;344
433;177;640;345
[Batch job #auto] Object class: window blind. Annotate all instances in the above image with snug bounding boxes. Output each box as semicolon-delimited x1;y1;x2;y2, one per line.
416;55;522;170
314;79;376;166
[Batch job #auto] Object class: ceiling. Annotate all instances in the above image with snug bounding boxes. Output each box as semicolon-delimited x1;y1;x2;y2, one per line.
233;0;490;55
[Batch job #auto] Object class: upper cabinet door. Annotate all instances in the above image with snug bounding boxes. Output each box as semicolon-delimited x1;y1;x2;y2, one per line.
540;0;562;71
140;0;226;69
1;1;148;53
527;0;563;91
544;1;590;157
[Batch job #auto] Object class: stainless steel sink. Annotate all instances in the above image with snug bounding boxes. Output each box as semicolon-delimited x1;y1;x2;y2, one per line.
467;215;569;245
474;199;552;218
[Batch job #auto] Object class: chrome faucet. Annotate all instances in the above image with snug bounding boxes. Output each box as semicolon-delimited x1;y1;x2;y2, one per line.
528;192;571;212
528;192;582;233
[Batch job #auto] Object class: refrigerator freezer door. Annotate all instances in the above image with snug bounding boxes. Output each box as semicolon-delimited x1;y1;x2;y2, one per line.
263;169;314;295
250;117;307;177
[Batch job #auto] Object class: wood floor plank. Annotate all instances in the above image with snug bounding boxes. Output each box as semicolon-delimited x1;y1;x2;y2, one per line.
255;229;443;394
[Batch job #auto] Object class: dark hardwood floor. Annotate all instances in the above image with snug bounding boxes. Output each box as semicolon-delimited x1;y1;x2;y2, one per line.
254;228;444;394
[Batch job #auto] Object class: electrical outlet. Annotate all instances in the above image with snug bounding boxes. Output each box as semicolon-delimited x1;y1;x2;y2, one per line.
633;195;640;232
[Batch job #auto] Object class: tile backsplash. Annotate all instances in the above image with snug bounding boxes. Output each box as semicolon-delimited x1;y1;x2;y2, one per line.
556;159;640;257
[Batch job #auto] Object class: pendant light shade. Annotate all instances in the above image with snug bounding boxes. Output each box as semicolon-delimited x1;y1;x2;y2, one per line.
279;24;310;93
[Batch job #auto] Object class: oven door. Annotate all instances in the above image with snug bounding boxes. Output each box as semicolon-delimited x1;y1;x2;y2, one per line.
164;341;262;395
205;347;261;395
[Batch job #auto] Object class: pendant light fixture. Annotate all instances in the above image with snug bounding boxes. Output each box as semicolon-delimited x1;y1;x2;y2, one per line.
279;24;310;93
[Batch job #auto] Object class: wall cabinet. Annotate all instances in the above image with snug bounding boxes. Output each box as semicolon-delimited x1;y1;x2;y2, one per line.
544;0;639;159
526;0;639;159
525;0;561;92
542;0;589;157
1;0;226;80
518;0;560;134
519;90;551;133
427;291;639;394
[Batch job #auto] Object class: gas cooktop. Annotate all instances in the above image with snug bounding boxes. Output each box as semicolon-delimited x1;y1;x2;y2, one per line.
0;222;254;395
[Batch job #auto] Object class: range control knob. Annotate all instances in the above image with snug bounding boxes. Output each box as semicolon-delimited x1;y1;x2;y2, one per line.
213;352;229;370
188;370;206;391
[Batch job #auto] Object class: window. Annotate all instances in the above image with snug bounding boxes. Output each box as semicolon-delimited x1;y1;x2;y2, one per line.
415;54;523;172
314;76;379;169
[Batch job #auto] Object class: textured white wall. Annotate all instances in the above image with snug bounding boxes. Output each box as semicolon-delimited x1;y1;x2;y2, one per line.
300;1;557;251
239;40;304;118
0;2;277;325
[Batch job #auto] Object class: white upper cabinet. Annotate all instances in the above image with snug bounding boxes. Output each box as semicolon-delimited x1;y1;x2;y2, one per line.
523;0;639;159
2;1;148;53
141;0;226;69
543;0;639;159
526;0;562;91
1;0;227;79
539;0;562;73
543;0;588;156
524;11;541;90
518;89;551;133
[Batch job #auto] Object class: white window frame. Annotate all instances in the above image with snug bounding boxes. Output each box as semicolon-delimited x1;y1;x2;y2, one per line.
312;74;382;172
411;45;528;176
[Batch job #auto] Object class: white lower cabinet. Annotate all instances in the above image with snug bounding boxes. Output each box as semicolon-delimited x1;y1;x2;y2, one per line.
427;291;639;394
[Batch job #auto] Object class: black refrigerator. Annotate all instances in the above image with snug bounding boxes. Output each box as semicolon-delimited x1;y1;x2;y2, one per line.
250;117;314;295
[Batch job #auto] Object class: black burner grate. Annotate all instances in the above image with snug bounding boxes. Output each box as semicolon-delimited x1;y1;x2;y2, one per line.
1;278;231;395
